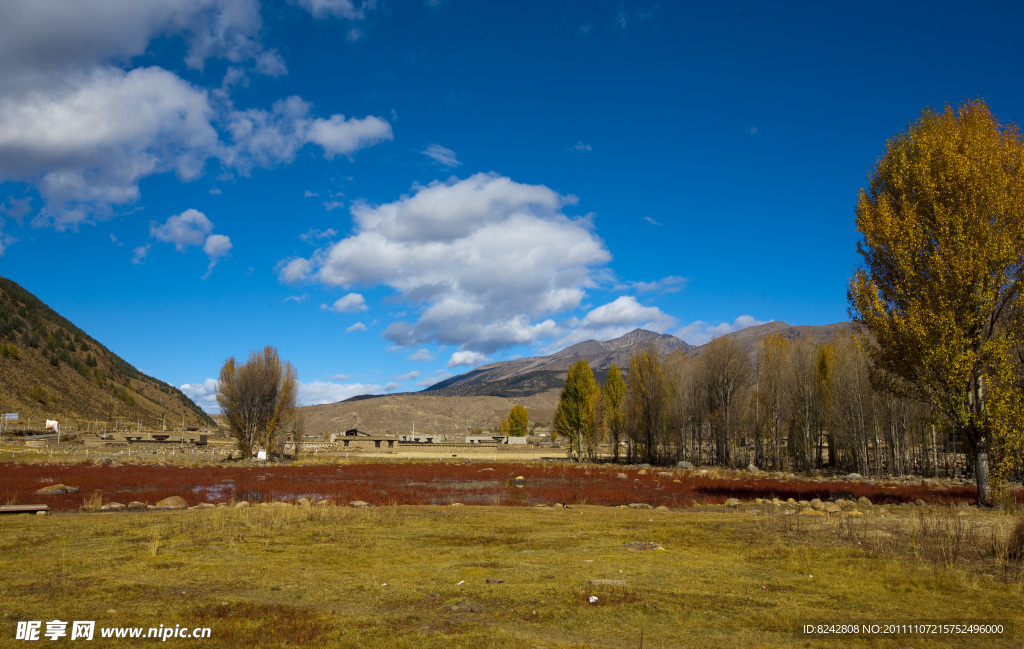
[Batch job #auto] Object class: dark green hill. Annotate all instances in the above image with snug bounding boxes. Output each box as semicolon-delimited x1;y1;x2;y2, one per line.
0;276;214;432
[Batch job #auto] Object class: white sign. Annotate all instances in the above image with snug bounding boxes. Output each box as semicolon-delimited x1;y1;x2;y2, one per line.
256;450;267;461
4;413;18;420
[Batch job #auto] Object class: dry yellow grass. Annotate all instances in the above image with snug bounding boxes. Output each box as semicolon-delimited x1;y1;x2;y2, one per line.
1;502;1022;647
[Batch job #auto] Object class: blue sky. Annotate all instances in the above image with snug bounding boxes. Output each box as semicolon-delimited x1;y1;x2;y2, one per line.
1;1;1022;412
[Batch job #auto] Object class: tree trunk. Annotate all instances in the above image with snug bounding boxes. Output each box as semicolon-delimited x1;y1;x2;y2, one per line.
974;443;991;506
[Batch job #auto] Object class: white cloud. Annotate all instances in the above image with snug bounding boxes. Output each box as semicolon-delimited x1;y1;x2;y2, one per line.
297;380;384;406
447;350;489;367
151;209;213;251
346;321;367;332
282;294;307;303
407;348;434;362
643;216;661;226
180;377;220;412
304;190;319;197
278;257;314;283
132;244;150;265
423;143;460;166
415;372;450;388
384;382;400;392
553;295;676;348
300;227;337;242
323;201;344;211
324;373;348;381
201;233;232;278
392;370;420;381
322;293;368;313
284;173;611;352
306;114;393;158
623;275;686;294
294;0;373;20
675;315;768;346
573;141;593;152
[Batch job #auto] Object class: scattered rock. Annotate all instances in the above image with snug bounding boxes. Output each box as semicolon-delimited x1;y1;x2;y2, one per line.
810;498;824;511
296;497;311;507
155;496;188;510
623;542;663;551
725;498;741;508
857;496;873;507
192;503;215;509
628;503;652;509
485;578;504;584
450;502;464;507
589;579;626;585
616;473;628;480
676;461;696;470
35;510;47;516
36;484;79;495
513;476;526;487
349;500;371;508
754;498;763;505
127;501;147;511
845;510;864;517
478;468;494;472
234;501;250;508
102;502;126;512
747;464;760;473
780;509;797;516
316;500;331;506
843;473;863;481
830;490;855;502
637;469;647;476
799;507;825;517
914;499;927;507
787;498;797;505
655;505;670;511
657;472;673;478
823;502;841;514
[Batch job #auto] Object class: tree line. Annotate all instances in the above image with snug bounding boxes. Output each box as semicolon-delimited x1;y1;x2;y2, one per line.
554;333;971;480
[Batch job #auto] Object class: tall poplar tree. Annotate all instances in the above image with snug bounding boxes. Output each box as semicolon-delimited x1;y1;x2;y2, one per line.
554;359;600;462
848;100;1024;505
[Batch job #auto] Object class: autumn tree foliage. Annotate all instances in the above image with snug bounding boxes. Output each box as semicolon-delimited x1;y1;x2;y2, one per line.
217;346;298;459
508;404;529;436
554;359;601;462
848;100;1024;505
624;345;668;464
603;364;626;462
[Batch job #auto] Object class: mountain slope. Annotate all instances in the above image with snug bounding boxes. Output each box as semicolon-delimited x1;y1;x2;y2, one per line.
420;322;859;399
423;329;694;397
0;276;214;431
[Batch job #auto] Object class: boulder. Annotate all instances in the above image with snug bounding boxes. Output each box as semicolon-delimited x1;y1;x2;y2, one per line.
830;490;855;502
843;473;863;481
823;502;841;514
637;469;647;475
155;496;188;510
296;497;311;507
127;501;147;511
810;498;824;511
191;503;215;509
628;503;652;509
234;501;250;508
623;542;663;551
799;507;825;516
349;500;371;508
315;500;331;506
616;473;628;480
725;498;741;508
747;464;760;473
857;496;873;507
513;476;526;487
914;499;927;507
105;502;126;511
676;461;696;470
657;472;673;478
845;510;864;517
36;484;79;495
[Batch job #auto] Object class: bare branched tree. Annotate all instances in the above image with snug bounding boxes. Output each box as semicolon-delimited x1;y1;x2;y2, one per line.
216;346;298;459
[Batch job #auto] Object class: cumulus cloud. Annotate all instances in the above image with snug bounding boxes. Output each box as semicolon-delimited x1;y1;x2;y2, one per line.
180;377;220;412
554;295;676;348
282;173;611;352
300;227;336;242
346;321;367;332
324;373;348;380
622;275;686;294
573;141;593;152
201;233;232;278
151;208;213;251
392;370;420;381
322;293;368;313
643;216;661;226
675;315;768;346
407;348;434;362
0;2;392;236
422;143;460;166
447;350;489;367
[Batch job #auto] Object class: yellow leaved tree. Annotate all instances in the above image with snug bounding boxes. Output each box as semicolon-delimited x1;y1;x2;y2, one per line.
848;99;1024;506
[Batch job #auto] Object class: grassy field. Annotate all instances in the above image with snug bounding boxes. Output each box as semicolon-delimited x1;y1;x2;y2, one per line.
2;500;1022;648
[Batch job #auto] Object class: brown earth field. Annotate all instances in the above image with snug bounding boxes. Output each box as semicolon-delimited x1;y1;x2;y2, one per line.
297;391;562;436
3;460;1015;513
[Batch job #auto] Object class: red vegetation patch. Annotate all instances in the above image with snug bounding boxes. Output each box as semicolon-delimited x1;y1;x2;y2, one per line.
0;461;1003;512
